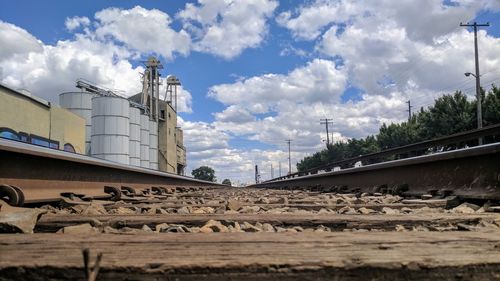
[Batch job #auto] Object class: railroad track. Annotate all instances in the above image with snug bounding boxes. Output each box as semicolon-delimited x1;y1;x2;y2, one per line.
1;125;500;206
254;142;500;200
1;186;500;280
1;129;500;280
0;139;218;206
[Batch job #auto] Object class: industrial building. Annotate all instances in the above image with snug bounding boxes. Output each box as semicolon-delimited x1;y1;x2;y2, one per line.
0;83;86;154
59;57;186;175
0;56;186;175
129;73;186;174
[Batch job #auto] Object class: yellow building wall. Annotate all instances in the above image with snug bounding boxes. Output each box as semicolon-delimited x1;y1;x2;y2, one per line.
0;86;85;154
49;106;86;154
0;87;51;136
158;101;178;173
175;127;186;173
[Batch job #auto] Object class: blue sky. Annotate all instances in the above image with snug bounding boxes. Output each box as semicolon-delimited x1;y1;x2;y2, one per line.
1;0;310;122
1;0;500;185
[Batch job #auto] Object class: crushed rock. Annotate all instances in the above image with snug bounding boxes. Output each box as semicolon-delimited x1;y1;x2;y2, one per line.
200;220;229;233
57;223;99;234
358;207;376;214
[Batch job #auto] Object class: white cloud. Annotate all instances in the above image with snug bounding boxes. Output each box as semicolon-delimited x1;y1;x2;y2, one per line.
214;105;255;123
0;13;194;113
273;0;500;104
276;0;499;42
182;117;300;185
65;16;90;31
0;30;143;103
191;0;500;185
316;7;500;97
276;0;357;40
0;21;43;60
95;6;191;60
2;2;500;185
199;55;413;184
208;59;347;113
178;0;278;59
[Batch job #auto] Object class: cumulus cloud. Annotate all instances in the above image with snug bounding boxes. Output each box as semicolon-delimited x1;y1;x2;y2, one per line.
276;0;357;40
95;6;191;60
178;0;278;59
181;117;302;184
277;0;498;42
314;2;500;98
273;0;500;105
0;9;195;112
214;105;255;123
208;59;347;113
0;29;143;103
200;56;410;183
2;2;500;185
65;16;90;31
0;21;43;60
202;0;500;183
181;0;499;185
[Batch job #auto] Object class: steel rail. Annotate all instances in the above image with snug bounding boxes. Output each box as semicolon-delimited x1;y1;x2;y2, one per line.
254;142;500;200
0;139;220;205
270;123;500;182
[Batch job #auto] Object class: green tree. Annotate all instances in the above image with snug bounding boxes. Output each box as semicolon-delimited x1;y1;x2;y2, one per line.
192;166;216;182
296;86;499;172
417;91;475;139
377;117;421;150
483;85;500;126
222;179;232;186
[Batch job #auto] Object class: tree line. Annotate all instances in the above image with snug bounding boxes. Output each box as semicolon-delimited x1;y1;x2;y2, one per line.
297;86;500;172
191;165;232;186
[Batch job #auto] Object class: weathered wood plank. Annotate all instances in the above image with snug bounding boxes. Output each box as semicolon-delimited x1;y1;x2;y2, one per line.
103;202;434;211
1;232;499;280
35;213;498;232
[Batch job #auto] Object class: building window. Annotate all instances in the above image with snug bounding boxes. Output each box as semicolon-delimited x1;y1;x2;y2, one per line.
63;143;76;153
30;135;59;149
0;127;20;141
160;110;165;120
19;132;29;142
168;112;171;119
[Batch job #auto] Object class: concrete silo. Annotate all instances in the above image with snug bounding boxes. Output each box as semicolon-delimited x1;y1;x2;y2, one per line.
129;106;141;167
140;114;150;168
90;96;130;165
59;92;96;155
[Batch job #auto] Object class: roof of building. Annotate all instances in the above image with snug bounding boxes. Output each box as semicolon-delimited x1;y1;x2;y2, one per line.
0;82;51;107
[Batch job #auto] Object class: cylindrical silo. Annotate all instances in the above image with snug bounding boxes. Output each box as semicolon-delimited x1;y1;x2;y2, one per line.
129;107;141;167
59;92;96;155
91;96;130;164
149;120;158;170
140;114;150;168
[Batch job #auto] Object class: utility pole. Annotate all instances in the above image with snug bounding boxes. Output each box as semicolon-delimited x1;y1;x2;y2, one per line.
320;119;333;148
255;165;260;184
460;21;489;145
270;163;274;179
406;100;412;121
279;161;282;177
285;139;292;175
